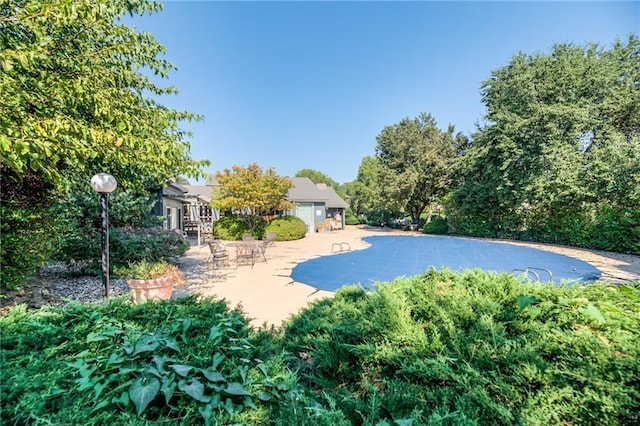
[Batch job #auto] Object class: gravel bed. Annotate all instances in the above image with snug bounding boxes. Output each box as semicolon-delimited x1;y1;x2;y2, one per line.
1;263;132;313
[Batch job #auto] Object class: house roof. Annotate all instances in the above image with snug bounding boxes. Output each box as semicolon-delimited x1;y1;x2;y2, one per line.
162;182;188;198
182;185;214;203
287;177;348;208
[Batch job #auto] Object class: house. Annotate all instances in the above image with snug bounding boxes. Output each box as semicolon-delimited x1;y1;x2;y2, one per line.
154;179;220;239
156;176;348;237
287;177;348;232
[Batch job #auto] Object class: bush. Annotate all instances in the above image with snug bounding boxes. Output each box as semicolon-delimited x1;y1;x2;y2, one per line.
265;216;307;241
345;215;360;226
109;227;189;271
365;208;400;227
50;188;164;270
0;202;59;290
283;270;640;425
344;208;360;226
213;215;252;240
0;297;350;425
422;215;448;234
591;206;640;254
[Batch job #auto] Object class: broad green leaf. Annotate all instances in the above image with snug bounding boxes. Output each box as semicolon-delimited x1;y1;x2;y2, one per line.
86;332;110;343
90;399;110;414
223;382;252;396
211;352;224;370
201;369;225;383
160;378;176;405
178;379;210;403
164;338;180;352
133;338;159;355
199;403;213;424
516;294;537;310
170;364;193;377
129;377;160;416
579;304;606;324
111;391;130;406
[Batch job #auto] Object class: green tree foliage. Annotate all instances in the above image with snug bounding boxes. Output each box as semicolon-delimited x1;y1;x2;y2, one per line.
211;164;293;236
294;168;340;188
450;37;640;252
343;156;381;217
375;113;460;224
0;0;208;189
0;0;209;288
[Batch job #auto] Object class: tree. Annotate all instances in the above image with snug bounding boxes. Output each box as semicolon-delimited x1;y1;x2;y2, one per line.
343;156;381;216
0;0;209;288
450;36;640;251
295;169;339;187
211;164;293;236
375;113;460;224
0;0;208;191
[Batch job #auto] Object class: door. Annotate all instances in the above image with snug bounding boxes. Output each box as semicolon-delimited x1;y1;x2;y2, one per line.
295;203;314;232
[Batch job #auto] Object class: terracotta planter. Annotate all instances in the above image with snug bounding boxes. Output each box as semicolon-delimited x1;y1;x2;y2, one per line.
126;275;176;304
317;224;326;233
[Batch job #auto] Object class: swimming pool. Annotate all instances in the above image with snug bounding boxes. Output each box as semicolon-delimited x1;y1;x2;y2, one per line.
291;235;602;292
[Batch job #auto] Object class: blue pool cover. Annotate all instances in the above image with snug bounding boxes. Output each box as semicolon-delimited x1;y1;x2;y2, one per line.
291;235;602;292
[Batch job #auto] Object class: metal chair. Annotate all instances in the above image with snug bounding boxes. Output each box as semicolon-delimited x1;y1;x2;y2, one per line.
235;242;255;267
208;242;230;270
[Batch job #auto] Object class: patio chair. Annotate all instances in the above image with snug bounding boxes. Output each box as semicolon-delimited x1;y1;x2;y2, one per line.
235;242;255;267
208;241;230;270
253;240;268;263
264;231;277;246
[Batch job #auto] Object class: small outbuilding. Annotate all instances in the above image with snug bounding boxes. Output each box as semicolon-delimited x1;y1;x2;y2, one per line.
287;177;348;232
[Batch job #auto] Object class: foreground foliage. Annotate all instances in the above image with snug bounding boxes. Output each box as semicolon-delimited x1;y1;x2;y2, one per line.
285;270;640;425
2;271;639;424
0;297;345;424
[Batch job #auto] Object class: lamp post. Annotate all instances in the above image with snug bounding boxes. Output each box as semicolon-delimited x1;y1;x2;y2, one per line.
90;173;117;298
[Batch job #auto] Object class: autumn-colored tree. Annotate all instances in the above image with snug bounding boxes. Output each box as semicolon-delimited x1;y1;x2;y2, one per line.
211;164;293;235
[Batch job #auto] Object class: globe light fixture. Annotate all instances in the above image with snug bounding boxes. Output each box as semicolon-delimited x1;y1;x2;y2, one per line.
91;173;117;298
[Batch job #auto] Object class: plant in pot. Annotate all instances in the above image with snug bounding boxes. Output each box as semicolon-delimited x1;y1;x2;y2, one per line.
317;222;326;233
115;260;184;304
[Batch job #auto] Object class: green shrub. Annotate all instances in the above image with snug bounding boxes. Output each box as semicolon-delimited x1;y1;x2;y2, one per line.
283;270;640;425
344;208;360;226
0;202;58;290
51;188;163;268
365;208;399;227
213;215;252;240
345;215;360;226
422;215;448;234
591;206;640;254
0;296;352;424
109;227;189;270
265;216;307;241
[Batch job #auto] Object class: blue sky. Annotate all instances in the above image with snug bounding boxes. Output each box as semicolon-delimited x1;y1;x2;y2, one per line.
127;1;638;184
